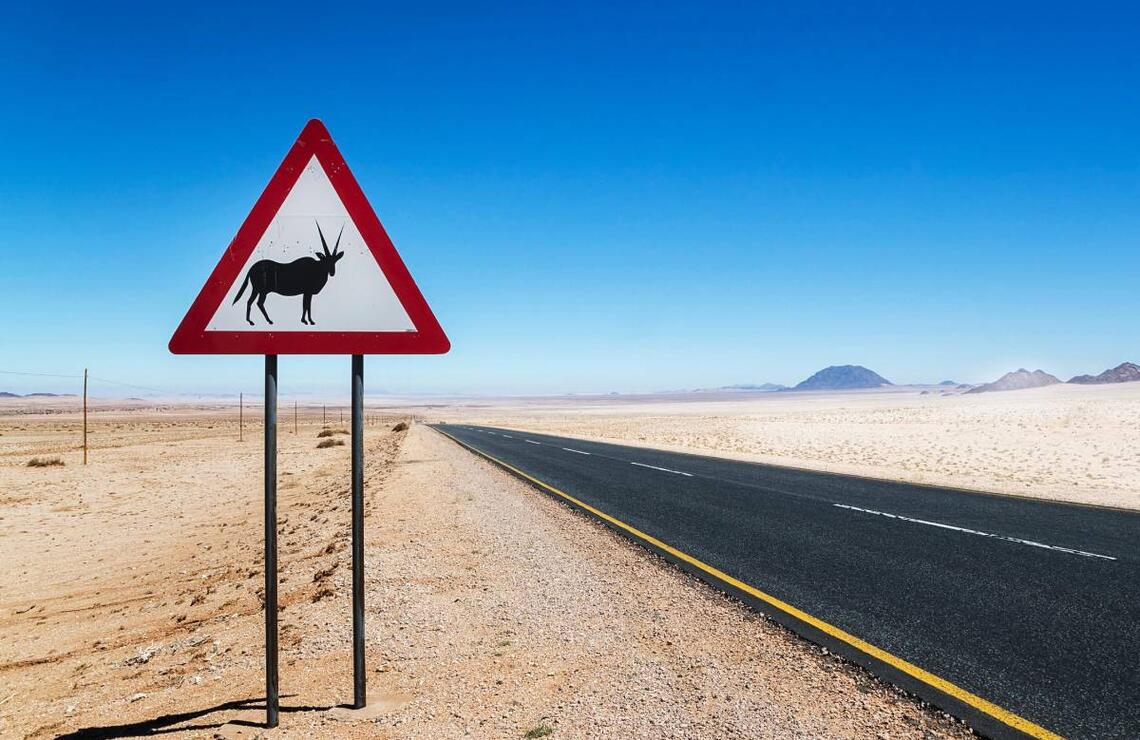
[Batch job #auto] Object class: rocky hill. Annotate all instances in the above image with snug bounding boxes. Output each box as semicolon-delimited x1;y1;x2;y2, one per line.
794;365;892;391
0;392;75;398
1068;362;1140;385
966;369;1060;394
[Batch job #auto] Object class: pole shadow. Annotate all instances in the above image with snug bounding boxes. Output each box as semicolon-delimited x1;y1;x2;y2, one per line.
56;696;344;738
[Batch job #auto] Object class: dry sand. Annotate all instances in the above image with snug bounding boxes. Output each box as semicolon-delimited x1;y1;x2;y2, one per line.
0;408;971;739
427;382;1140;510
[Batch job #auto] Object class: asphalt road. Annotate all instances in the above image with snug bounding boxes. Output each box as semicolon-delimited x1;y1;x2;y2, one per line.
432;424;1140;740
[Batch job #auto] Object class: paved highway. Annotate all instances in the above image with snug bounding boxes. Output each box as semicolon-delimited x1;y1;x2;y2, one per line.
433;424;1140;740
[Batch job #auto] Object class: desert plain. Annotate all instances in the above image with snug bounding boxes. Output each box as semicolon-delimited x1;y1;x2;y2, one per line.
2;381;1137;738
429;381;1140;510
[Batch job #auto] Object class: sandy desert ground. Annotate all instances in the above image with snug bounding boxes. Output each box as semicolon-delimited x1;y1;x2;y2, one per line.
0;403;973;739
426;382;1140;510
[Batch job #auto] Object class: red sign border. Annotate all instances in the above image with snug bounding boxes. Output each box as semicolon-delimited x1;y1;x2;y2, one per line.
169;119;450;355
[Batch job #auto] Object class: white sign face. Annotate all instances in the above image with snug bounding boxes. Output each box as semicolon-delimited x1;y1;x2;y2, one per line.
206;156;415;333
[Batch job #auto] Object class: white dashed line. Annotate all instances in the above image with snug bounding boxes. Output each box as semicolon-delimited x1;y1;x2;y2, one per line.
501;434;513;438
525;440;541;445
631;462;693;477
833;504;1117;561
562;447;591;455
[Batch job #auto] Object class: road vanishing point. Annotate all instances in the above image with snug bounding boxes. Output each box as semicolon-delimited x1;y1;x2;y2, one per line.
432;424;1140;740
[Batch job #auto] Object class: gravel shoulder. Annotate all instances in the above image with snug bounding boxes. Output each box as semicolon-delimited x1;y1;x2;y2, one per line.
348;425;970;739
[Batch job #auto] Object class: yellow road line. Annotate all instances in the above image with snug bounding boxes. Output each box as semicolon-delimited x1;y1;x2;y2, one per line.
434;426;1064;740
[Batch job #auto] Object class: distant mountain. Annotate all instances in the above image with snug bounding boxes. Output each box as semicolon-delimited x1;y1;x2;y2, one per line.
966;369;1060;394
1068;362;1140;385
719;383;788;392
938;380;958;386
0;392;76;398
794;365;893;391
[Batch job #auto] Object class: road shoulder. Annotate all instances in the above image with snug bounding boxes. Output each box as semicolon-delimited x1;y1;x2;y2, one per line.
354;425;971;738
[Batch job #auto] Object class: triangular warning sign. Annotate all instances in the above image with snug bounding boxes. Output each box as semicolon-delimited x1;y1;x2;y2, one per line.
169;119;449;355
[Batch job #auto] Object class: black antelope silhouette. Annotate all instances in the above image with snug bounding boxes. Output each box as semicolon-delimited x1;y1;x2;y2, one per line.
233;222;345;325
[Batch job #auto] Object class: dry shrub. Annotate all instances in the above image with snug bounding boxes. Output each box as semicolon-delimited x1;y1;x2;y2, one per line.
316;438;345;449
317;428;349;438
392;421;409;432
27;456;64;468
311;587;335;603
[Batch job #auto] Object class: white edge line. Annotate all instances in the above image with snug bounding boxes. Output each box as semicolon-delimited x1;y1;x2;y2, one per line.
631;461;694;477
833;504;1116;561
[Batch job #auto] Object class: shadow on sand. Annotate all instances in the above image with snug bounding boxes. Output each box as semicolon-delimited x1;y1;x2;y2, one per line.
56;696;342;738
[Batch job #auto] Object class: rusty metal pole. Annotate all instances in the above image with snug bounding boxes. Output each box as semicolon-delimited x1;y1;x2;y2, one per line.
82;369;88;465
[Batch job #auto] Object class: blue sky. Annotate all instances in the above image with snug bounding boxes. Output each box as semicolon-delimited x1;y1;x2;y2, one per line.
1;3;1137;397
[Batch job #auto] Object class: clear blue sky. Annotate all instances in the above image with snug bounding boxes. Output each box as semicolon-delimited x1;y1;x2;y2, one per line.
2;2;1137;397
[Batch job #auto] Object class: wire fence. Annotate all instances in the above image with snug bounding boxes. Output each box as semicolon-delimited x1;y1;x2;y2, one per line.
0;369;172;396
0;368;398;423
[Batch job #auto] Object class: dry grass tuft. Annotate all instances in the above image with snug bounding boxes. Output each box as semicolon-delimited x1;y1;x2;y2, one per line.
27;456;65;468
316;438;345;449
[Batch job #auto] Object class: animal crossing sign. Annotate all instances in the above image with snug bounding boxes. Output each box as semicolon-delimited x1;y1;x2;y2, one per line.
169;119;448;729
169;118;448;355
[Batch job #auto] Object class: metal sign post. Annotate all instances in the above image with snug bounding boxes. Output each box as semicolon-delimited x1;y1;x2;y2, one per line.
351;354;366;707
264;356;279;728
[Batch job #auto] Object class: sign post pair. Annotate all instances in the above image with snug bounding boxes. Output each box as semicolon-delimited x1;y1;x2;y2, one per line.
170;120;449;726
